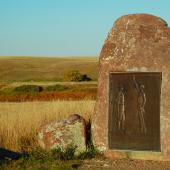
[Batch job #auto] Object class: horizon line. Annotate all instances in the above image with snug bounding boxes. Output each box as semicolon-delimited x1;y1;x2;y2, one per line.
0;55;99;58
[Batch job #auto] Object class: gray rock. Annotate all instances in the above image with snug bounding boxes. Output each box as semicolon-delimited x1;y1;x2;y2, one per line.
38;114;87;154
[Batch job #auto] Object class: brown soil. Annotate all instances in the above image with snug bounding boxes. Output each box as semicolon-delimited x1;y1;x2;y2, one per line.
78;158;170;170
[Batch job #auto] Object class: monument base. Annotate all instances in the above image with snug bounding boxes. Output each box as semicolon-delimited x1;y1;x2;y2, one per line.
104;150;163;161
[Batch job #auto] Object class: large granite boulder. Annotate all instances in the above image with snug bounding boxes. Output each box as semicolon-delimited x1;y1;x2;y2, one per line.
38;114;87;154
92;14;170;160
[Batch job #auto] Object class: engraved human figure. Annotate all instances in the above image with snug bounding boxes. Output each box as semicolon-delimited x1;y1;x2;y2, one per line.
133;76;147;134
117;86;125;131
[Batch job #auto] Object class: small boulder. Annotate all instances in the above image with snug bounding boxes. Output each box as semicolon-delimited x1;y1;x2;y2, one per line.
37;114;87;154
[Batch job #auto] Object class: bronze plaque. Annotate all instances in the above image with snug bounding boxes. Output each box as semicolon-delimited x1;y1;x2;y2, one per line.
108;72;162;151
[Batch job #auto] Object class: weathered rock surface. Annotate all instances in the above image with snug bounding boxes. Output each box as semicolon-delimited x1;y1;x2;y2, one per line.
38;114;87;154
92;14;170;160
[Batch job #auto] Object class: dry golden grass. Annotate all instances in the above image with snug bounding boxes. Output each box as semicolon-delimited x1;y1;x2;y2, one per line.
0;100;95;152
0;56;98;82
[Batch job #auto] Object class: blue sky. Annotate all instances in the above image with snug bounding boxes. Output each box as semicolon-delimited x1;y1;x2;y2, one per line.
0;0;169;56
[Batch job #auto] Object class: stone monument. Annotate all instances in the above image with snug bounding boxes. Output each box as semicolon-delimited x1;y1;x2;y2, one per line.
92;14;170;160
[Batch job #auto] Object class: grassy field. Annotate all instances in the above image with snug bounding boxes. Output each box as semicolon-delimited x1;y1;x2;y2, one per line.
0;82;97;101
0;57;98;169
0;57;98;101
0;100;98;170
0;56;99;82
0;100;95;152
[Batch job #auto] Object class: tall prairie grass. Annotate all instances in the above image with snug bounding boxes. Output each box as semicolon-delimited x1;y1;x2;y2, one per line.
0;100;95;152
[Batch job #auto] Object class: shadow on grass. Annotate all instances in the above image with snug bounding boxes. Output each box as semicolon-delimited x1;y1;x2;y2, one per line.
0;148;26;161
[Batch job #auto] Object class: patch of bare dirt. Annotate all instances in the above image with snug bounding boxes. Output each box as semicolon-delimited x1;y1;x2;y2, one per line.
78;158;170;170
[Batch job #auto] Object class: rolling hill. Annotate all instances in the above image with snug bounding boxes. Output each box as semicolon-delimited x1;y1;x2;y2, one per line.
0;56;99;82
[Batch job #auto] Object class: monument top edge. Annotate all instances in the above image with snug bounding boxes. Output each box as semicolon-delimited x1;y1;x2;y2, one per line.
114;13;168;28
